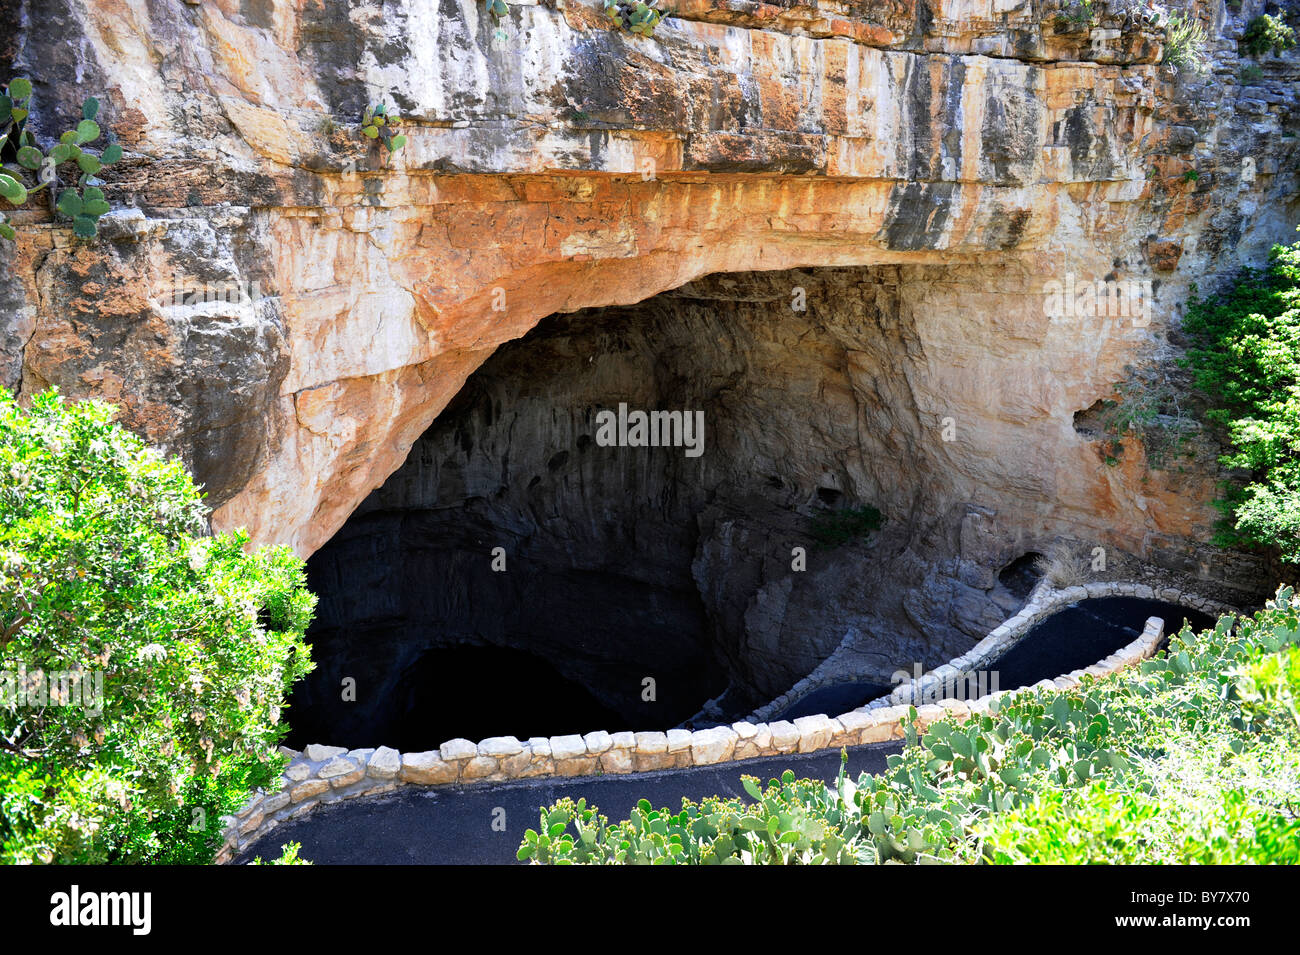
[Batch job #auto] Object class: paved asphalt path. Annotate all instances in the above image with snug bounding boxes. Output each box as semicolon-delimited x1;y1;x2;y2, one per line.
236;740;903;865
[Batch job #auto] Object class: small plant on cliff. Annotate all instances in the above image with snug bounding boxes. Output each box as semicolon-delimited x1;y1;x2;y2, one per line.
0;389;316;863
1092;366;1199;470
0;78;123;240
604;0;667;36
1033;543;1093;587
1180;231;1300;561
809;505;884;548
1242;13;1296;57
359;103;407;154
1053;0;1095;29
1162;11;1209;73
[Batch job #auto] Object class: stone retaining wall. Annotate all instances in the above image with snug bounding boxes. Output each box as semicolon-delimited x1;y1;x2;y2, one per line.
750;580;1238;721
215;581;1233;863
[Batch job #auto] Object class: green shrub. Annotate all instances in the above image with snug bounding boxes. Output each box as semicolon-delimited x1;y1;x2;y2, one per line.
517;768;874;865
1181;234;1300;560
0;389;315;863
1233;642;1300;732
1091;367;1198;470
1163;11;1209;72
1242;13;1297;57
809;505;883;547
250;841;312;865
974;777;1300;864
522;586;1300;864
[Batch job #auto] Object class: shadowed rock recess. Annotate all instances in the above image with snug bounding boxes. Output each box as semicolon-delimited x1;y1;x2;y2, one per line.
2;1;1298;747
287;265;1269;747
297;266;999;745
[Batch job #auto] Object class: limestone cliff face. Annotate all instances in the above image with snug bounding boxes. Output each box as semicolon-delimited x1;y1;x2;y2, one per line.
0;0;1297;574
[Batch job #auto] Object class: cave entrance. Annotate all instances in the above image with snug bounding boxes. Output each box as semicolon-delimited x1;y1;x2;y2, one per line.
290;644;634;752
284;267;1008;751
997;553;1044;601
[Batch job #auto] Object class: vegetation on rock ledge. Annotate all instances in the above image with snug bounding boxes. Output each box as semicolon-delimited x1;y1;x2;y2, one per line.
360;103;406;154
0;77;122;240
809;505;883;548
1162;10;1209;73
1241;13;1297;58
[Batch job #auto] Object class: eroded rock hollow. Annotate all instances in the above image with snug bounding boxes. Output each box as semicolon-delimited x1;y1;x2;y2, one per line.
288;264;1274;747
2;0;1298;746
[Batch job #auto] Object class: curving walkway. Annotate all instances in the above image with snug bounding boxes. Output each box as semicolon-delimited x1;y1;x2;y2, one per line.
235;740;903;865
216;579;1239;863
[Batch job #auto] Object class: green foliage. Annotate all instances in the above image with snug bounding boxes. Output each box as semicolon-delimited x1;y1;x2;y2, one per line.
1180;234;1300;560
1241;62;1266;83
974;778;1300;864
978;632;1300;864
1056;0;1095;26
523;587;1300;864
603;0;667;37
1162;11;1209;73
1241;14;1296;57
518;765;874;864
1232;642;1300;732
1182;167;1200;183
359;104;406;154
250;841;312;865
0;389;315;863
0;78;122;241
1091;367;1198;470
809;505;883;548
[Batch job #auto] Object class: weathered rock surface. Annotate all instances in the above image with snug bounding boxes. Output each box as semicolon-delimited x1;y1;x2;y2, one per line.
293;260;1279;731
1;3;1298;739
1;0;1295;564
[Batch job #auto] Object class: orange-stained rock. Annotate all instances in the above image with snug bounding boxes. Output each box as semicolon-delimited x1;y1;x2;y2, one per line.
0;0;1294;582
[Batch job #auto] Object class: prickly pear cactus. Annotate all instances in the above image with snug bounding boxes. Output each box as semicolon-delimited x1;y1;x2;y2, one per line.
359;103;408;154
0;78;122;241
604;0;667;36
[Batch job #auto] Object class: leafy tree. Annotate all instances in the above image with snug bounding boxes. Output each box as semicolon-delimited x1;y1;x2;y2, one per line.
0;389;314;863
1181;234;1300;560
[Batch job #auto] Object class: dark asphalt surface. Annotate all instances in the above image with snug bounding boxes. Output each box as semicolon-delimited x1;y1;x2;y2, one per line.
236;740;903;865
988;596;1215;690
